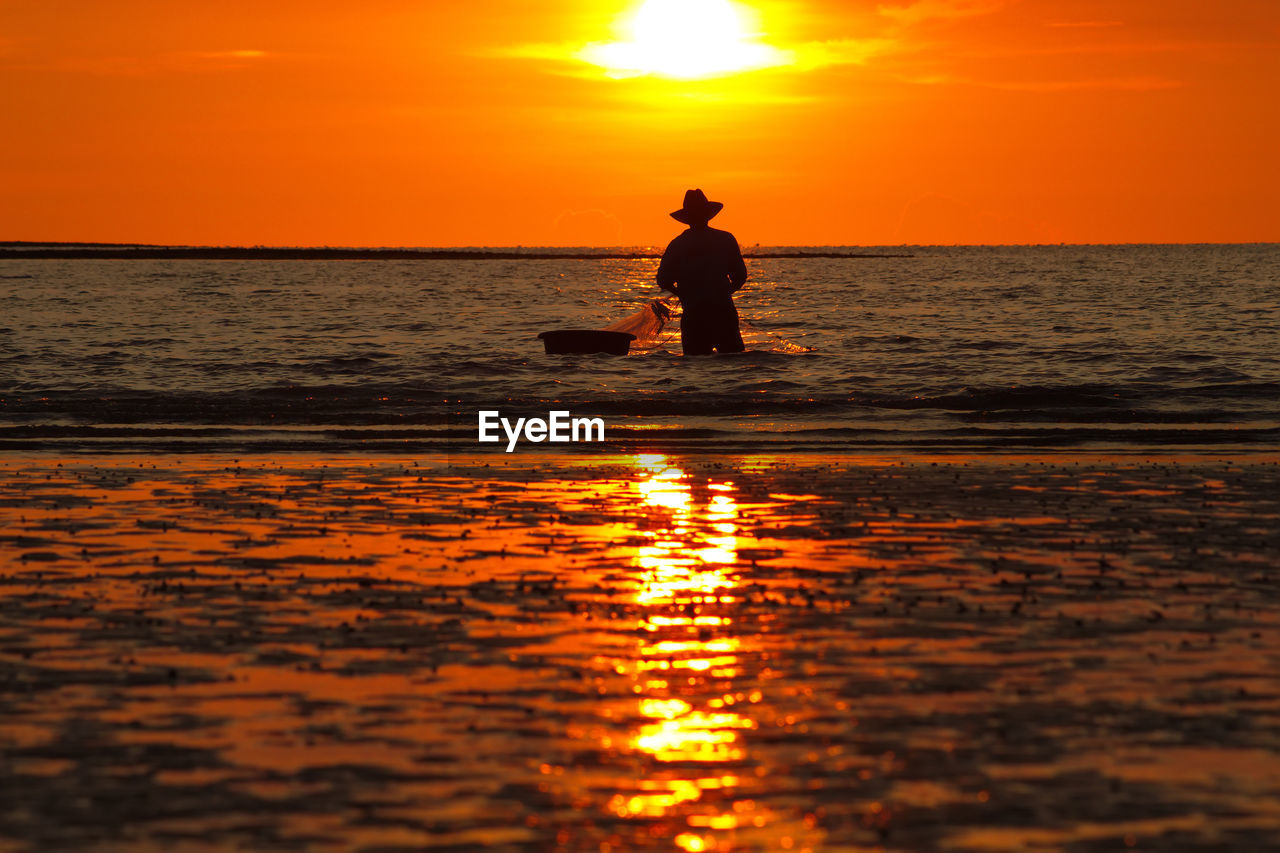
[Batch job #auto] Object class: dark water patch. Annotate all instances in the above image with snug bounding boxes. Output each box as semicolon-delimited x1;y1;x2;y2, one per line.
1055;349;1124;363
197;360;297;376
1180;381;1280;399
951;339;1025;351
1141;366;1252;383
849;334;926;345
294;353;401;375
862;384;1133;411
3;420;1279;454
178;289;232;298
91;337;179;348
3;378;1272;429
950;407;1269;425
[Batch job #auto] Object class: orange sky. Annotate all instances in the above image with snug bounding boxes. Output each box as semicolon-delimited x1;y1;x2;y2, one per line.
1;0;1277;246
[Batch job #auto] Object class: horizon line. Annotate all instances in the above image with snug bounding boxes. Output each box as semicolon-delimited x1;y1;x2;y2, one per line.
3;240;1278;252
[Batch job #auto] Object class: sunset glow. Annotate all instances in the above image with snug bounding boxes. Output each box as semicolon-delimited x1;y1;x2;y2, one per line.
1;1;1276;245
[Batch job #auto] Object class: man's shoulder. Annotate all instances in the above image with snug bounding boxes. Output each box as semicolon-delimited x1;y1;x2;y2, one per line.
664;227;739;253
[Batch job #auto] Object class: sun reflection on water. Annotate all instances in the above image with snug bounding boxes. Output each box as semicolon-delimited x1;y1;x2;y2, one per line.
606;455;766;845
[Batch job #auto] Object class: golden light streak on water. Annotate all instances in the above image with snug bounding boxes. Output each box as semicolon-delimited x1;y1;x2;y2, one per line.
602;455;767;836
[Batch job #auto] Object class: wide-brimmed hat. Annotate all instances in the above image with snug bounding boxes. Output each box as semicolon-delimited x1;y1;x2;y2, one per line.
670;188;723;224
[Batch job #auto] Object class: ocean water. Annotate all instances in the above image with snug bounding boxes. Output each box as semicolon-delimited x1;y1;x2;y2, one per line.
1;244;1277;451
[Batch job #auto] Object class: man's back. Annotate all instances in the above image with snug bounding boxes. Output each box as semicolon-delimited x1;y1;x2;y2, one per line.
657;226;747;306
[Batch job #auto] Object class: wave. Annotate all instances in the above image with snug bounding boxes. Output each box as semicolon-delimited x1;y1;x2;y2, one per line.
2;376;1277;445
2;421;1278;453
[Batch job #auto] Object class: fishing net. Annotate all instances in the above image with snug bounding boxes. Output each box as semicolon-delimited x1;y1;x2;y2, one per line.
603;299;678;352
603;297;815;354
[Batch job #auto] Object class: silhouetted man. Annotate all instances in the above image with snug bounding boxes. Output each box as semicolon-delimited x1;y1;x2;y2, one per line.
657;189;748;355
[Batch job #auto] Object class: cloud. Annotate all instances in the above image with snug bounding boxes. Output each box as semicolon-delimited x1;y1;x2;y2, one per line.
904;73;1182;92
878;0;1005;26
949;38;1254;59
191;50;270;61
1046;20;1124;29
790;38;899;71
497;36;896;81
576;38;791;79
986;76;1182;92
492;43;606;79
17;50;275;76
180;50;274;71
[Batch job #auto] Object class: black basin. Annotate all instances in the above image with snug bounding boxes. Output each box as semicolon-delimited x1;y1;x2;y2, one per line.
538;330;636;355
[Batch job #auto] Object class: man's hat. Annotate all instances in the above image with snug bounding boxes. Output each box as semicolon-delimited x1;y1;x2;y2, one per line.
670;188;724;224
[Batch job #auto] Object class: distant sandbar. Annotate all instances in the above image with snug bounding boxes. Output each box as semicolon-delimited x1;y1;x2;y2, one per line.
0;244;912;261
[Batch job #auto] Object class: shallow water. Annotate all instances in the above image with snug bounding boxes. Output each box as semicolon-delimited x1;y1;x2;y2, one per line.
2;245;1278;451
2;452;1278;851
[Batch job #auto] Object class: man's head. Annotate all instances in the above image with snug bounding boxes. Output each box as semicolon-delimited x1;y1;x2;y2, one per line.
670;189;723;226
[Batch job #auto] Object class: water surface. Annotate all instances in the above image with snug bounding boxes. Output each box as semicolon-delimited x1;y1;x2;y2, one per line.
3;245;1277;451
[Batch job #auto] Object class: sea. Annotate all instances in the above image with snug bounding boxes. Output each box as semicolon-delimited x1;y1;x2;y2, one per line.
2;244;1277;453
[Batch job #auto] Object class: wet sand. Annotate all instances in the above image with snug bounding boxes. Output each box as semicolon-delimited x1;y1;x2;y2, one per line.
1;451;1278;851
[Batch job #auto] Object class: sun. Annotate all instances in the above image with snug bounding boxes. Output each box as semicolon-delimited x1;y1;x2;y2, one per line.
581;0;789;80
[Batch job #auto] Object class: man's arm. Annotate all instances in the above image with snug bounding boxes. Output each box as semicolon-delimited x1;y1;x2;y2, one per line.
656;241;680;295
727;235;748;293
